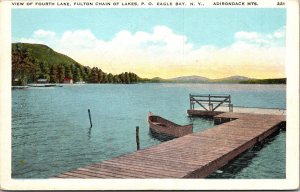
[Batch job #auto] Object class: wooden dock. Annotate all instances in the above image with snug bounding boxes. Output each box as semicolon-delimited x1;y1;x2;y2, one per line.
55;112;285;178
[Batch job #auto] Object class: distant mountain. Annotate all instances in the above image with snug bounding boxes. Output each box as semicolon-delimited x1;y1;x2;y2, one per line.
13;43;285;85
147;75;284;84
212;75;253;83
155;75;252;83
151;77;169;82
169;75;210;83
13;43;81;67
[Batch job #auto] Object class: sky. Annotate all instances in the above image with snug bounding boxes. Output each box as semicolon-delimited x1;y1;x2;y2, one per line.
12;8;286;79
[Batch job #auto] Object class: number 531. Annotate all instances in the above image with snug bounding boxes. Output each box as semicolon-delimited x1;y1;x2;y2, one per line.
277;2;285;5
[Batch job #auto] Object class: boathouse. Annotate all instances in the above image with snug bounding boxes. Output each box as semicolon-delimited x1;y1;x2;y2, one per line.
63;77;73;84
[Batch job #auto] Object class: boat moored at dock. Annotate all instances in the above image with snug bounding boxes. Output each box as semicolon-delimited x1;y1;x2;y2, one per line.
148;112;193;138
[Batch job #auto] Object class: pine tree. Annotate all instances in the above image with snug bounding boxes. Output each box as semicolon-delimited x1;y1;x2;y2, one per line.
73;67;82;82
103;75;108;83
79;66;86;82
124;72;130;84
50;65;58;83
130;73;138;83
31;59;42;83
89;67;99;83
39;61;50;80
107;73;113;83
65;65;73;79
97;69;104;83
113;75;121;83
83;66;91;82
57;64;65;83
12;45;35;85
119;73;125;83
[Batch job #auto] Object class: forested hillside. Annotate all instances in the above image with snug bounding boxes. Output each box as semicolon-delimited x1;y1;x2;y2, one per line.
240;78;286;84
12;43;140;85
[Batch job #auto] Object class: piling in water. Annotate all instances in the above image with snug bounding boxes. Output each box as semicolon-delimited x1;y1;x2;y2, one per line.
88;109;92;128
136;126;140;150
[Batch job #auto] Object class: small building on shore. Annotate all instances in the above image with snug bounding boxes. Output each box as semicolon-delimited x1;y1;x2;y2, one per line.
37;79;48;84
12;78;21;86
63;77;73;84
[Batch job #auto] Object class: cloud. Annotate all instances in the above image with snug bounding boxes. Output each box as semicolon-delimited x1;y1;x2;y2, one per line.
60;30;99;49
235;31;260;41
15;26;286;79
233;26;285;47
19;29;57;45
19;38;43;44
33;29;56;39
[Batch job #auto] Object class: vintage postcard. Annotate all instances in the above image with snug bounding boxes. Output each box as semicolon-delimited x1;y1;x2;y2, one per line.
0;0;299;190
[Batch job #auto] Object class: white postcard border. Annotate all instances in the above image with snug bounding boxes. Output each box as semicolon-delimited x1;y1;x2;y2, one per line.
0;0;299;190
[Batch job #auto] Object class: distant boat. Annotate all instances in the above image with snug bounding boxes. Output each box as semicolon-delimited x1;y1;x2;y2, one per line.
28;84;57;87
148;112;193;138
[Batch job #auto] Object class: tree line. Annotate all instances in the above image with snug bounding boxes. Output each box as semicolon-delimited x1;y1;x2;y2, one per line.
240;78;286;84
12;44;140;85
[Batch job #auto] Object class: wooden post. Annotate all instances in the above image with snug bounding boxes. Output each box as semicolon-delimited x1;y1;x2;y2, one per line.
229;104;233;112
229;95;231;112
189;94;192;110
210;103;213;111
88;109;92;128
136;126;140;150
208;94;211;111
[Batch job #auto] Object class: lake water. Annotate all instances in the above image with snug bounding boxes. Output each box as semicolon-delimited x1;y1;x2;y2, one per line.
12;83;286;178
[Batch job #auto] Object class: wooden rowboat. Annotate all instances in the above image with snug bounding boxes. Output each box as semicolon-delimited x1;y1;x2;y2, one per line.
148;112;193;138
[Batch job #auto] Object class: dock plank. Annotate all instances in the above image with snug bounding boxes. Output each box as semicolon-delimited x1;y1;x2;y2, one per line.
55;112;285;178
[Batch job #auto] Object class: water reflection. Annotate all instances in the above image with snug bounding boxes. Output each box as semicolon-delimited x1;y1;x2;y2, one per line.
207;129;285;178
148;129;175;142
12;83;286;178
88;127;92;140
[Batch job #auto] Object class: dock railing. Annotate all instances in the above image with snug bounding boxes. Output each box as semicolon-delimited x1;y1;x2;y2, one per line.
189;94;233;112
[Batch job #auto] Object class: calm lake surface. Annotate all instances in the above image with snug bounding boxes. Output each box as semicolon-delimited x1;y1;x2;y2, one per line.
12;83;286;178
